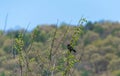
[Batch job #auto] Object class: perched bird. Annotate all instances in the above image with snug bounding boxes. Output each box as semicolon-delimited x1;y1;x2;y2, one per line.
67;44;76;53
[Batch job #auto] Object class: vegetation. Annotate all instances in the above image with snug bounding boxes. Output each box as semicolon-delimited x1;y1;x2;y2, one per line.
0;20;120;76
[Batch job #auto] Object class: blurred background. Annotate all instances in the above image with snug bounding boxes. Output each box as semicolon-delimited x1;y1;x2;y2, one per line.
0;0;120;76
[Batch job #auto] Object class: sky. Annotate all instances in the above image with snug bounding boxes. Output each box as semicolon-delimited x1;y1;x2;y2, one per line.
0;0;120;30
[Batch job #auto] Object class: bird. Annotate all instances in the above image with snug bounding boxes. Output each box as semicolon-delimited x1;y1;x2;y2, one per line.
67;44;76;53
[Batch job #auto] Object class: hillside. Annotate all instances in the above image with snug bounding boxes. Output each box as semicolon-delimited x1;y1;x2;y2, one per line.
0;20;120;76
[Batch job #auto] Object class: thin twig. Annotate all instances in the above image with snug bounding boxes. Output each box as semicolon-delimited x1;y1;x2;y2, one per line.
53;20;72;57
22;22;31;75
3;13;8;34
53;25;70;56
23;22;31;37
49;20;58;61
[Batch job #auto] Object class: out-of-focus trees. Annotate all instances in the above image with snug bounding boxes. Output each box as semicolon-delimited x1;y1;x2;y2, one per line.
0;20;120;76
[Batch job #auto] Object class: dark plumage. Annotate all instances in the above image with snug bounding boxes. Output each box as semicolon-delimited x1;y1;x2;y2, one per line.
67;44;76;53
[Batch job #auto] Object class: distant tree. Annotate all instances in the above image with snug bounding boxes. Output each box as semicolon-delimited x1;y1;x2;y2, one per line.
85;21;94;30
83;31;99;45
